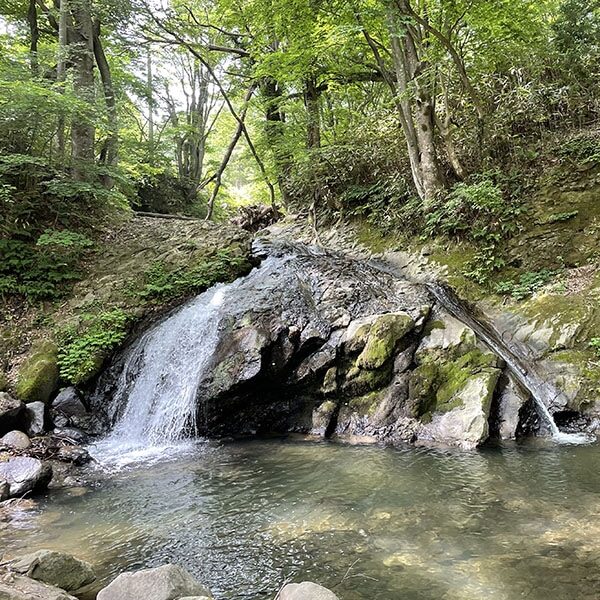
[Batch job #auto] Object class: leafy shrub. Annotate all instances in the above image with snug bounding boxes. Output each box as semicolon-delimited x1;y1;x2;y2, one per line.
57;309;130;384
495;269;557;300
424;178;524;284
0;229;93;300
589;338;600;358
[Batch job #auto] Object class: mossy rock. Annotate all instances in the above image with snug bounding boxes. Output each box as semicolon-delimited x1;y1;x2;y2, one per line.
412;348;500;421
356;313;414;370
16;341;59;403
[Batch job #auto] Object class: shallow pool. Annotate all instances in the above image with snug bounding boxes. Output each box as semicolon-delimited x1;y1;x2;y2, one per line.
2;438;600;599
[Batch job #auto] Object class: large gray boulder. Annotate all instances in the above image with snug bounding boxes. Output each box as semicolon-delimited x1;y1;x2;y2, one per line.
9;550;96;592
1;431;31;450
0;393;24;436
0;574;78;600
0;457;52;497
97;565;212;600
279;582;340;600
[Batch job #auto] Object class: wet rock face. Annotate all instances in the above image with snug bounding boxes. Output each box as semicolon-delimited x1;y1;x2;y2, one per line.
93;243;568;449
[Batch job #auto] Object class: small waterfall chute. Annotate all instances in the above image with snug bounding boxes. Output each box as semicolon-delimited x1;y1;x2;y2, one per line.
90;284;230;467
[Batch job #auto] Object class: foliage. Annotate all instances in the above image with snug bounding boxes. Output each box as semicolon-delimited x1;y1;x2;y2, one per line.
0;230;93;300
57;309;130;384
495;269;557;300
137;248;248;301
590;338;600;358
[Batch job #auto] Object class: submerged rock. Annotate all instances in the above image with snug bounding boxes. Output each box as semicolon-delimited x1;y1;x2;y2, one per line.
9;550;96;592
279;581;339;600
0;456;52;497
0;574;77;600
97;564;212;600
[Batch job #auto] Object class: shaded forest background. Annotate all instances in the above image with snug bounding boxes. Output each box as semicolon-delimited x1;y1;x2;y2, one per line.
0;0;599;302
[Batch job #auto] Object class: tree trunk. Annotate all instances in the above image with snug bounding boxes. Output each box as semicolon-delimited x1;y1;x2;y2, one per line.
304;77;322;149
262;76;291;206
27;0;39;74
56;0;69;162
147;47;155;166
93;19;118;174
70;0;95;178
205;85;256;220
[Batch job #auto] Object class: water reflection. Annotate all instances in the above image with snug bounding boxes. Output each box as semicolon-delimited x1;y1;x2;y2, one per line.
1;439;600;599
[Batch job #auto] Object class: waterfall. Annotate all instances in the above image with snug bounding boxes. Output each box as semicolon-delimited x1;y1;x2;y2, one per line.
426;283;593;444
90;284;230;466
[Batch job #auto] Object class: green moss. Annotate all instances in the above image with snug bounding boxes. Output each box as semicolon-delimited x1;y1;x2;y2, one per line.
356;313;414;370
16;341;59;403
346;391;382;417
435;350;498;406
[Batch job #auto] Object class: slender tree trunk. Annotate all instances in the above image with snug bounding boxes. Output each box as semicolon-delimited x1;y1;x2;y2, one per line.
304;77;321;149
147;47;155;166
93;19;118;171
27;0;39;74
205;85;255;220
56;0;69;162
70;0;95;178
262;76;291;206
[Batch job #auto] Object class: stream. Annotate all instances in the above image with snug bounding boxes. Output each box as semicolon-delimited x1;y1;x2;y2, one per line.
2;438;600;599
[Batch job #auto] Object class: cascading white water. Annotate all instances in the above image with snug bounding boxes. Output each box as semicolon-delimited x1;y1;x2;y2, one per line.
91;285;230;467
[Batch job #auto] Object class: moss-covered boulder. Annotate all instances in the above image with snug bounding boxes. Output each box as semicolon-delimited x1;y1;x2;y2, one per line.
355;313;414;370
15;341;59;404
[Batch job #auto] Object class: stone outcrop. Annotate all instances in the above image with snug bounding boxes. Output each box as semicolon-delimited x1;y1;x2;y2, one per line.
92;242;560;449
97;564;212;600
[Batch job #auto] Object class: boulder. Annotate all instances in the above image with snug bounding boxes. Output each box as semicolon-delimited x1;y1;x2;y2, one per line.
0;393;24;436
279;582;339;600
52;388;87;418
0;457;52;497
15;341;59;404
1;431;31;450
97;564;212;600
9;550;96;592
0;574;77;600
25;401;46;436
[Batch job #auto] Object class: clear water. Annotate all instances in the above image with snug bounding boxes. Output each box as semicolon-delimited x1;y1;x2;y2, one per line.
2;439;600;600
